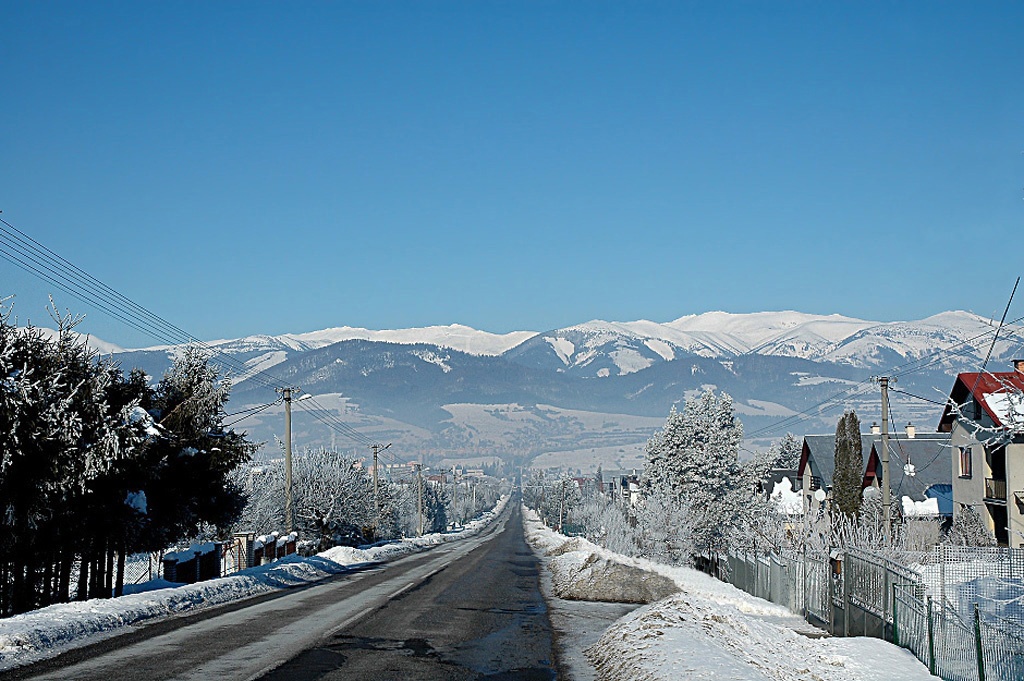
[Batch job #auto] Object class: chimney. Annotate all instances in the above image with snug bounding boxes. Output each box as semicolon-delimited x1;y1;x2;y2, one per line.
905;422;916;439
1014;359;1024;374
871;422;880;435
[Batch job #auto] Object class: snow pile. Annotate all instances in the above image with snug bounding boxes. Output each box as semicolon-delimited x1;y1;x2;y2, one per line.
523;507;788;617
771;477;803;515
548;551;679;604
901;496;940;517
0;554;346;671
587;595;937;681
522;507;935;681
322;494;509;566
0;496;508;671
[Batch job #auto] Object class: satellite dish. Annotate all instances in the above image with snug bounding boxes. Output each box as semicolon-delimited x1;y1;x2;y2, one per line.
863;486;880;500
814;489;826;503
904;463;917;477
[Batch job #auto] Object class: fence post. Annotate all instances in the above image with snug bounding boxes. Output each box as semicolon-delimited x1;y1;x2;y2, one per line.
827;559;835;634
843;551;851;637
974;603;986;681
891;583;899;646
883;564;890;637
938;543;946;608
927;596;936;676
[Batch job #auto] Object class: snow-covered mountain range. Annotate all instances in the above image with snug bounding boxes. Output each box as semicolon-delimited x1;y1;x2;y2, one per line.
114;309;1022;375
503;310;1022;377
95;310;1024;465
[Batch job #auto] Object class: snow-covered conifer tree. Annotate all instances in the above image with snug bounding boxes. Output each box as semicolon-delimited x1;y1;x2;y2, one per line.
832;411;863;520
641;389;742;554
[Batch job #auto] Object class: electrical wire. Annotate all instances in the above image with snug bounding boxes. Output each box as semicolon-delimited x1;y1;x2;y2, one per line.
224;399;281;428
0;216;376;446
889;389;947;407
743;312;1024;440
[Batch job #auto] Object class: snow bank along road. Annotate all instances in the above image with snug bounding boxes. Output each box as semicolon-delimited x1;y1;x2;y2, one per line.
6;501;557;681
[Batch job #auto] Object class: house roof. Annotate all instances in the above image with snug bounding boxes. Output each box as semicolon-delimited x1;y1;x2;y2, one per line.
798;431;951;498
938;371;1024;432
863;432;951;500
798;434;877;489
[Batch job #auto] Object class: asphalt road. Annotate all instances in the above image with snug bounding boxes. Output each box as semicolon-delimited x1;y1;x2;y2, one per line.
8;501;557;681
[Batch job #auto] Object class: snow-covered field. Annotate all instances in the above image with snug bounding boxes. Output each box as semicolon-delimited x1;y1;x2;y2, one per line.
522;508;937;681
531;442;648;471
0;496;508;672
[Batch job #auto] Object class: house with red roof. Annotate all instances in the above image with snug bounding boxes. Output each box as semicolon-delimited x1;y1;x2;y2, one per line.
938;361;1024;547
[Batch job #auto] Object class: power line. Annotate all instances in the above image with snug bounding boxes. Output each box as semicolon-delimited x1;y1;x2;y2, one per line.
1;215;377;447
224;399;281;428
744;312;1024;439
889;389;947;407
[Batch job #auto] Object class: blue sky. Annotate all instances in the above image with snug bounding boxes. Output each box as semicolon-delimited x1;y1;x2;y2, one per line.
1;1;1022;347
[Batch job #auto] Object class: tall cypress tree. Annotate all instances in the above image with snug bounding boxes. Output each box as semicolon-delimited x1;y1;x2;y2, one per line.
832;410;863;519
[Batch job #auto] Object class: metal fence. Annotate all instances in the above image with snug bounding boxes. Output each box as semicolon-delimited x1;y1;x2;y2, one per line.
893;584;1024;681
914;546;1024;626
714;545;1024;681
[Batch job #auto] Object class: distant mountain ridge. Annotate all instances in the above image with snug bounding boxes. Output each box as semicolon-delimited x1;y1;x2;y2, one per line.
503;310;1020;378
106;309;1023;385
95;309;1024;465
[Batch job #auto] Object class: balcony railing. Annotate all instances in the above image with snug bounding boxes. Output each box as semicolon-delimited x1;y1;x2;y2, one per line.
985;477;1007;501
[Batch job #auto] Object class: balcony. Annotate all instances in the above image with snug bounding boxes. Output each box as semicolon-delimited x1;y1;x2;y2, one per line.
985;477;1007;502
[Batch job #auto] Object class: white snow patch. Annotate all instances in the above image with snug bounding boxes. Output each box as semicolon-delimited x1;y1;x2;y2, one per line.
982;392;1024;429
545;336;576;365
643;338;675;362
411;349;452;373
901;496;940;517
770;478;803;515
285;325;536;356
609;348;654;375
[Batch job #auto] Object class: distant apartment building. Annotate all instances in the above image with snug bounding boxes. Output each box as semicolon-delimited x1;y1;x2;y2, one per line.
938;361;1024;547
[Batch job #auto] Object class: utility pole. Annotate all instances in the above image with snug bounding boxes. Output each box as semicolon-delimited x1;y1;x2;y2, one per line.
877;376;894;545
276;387;297;531
558;479;566;533
452;465;458;528
370;443;391;526
416;463;424;537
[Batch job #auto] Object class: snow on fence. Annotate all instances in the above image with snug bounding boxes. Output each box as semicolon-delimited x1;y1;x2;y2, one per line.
711;545;1024;681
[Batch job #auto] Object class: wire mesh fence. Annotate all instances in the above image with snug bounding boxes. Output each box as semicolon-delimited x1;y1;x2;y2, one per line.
894;583;1024;681
715;545;1024;681
913;545;1024;626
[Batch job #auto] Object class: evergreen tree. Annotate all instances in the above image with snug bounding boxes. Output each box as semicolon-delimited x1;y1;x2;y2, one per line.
642;389;742;554
947;505;997;547
140;346;258;548
832;410;863;520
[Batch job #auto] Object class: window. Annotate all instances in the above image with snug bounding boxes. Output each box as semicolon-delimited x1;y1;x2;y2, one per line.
959;446;972;478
